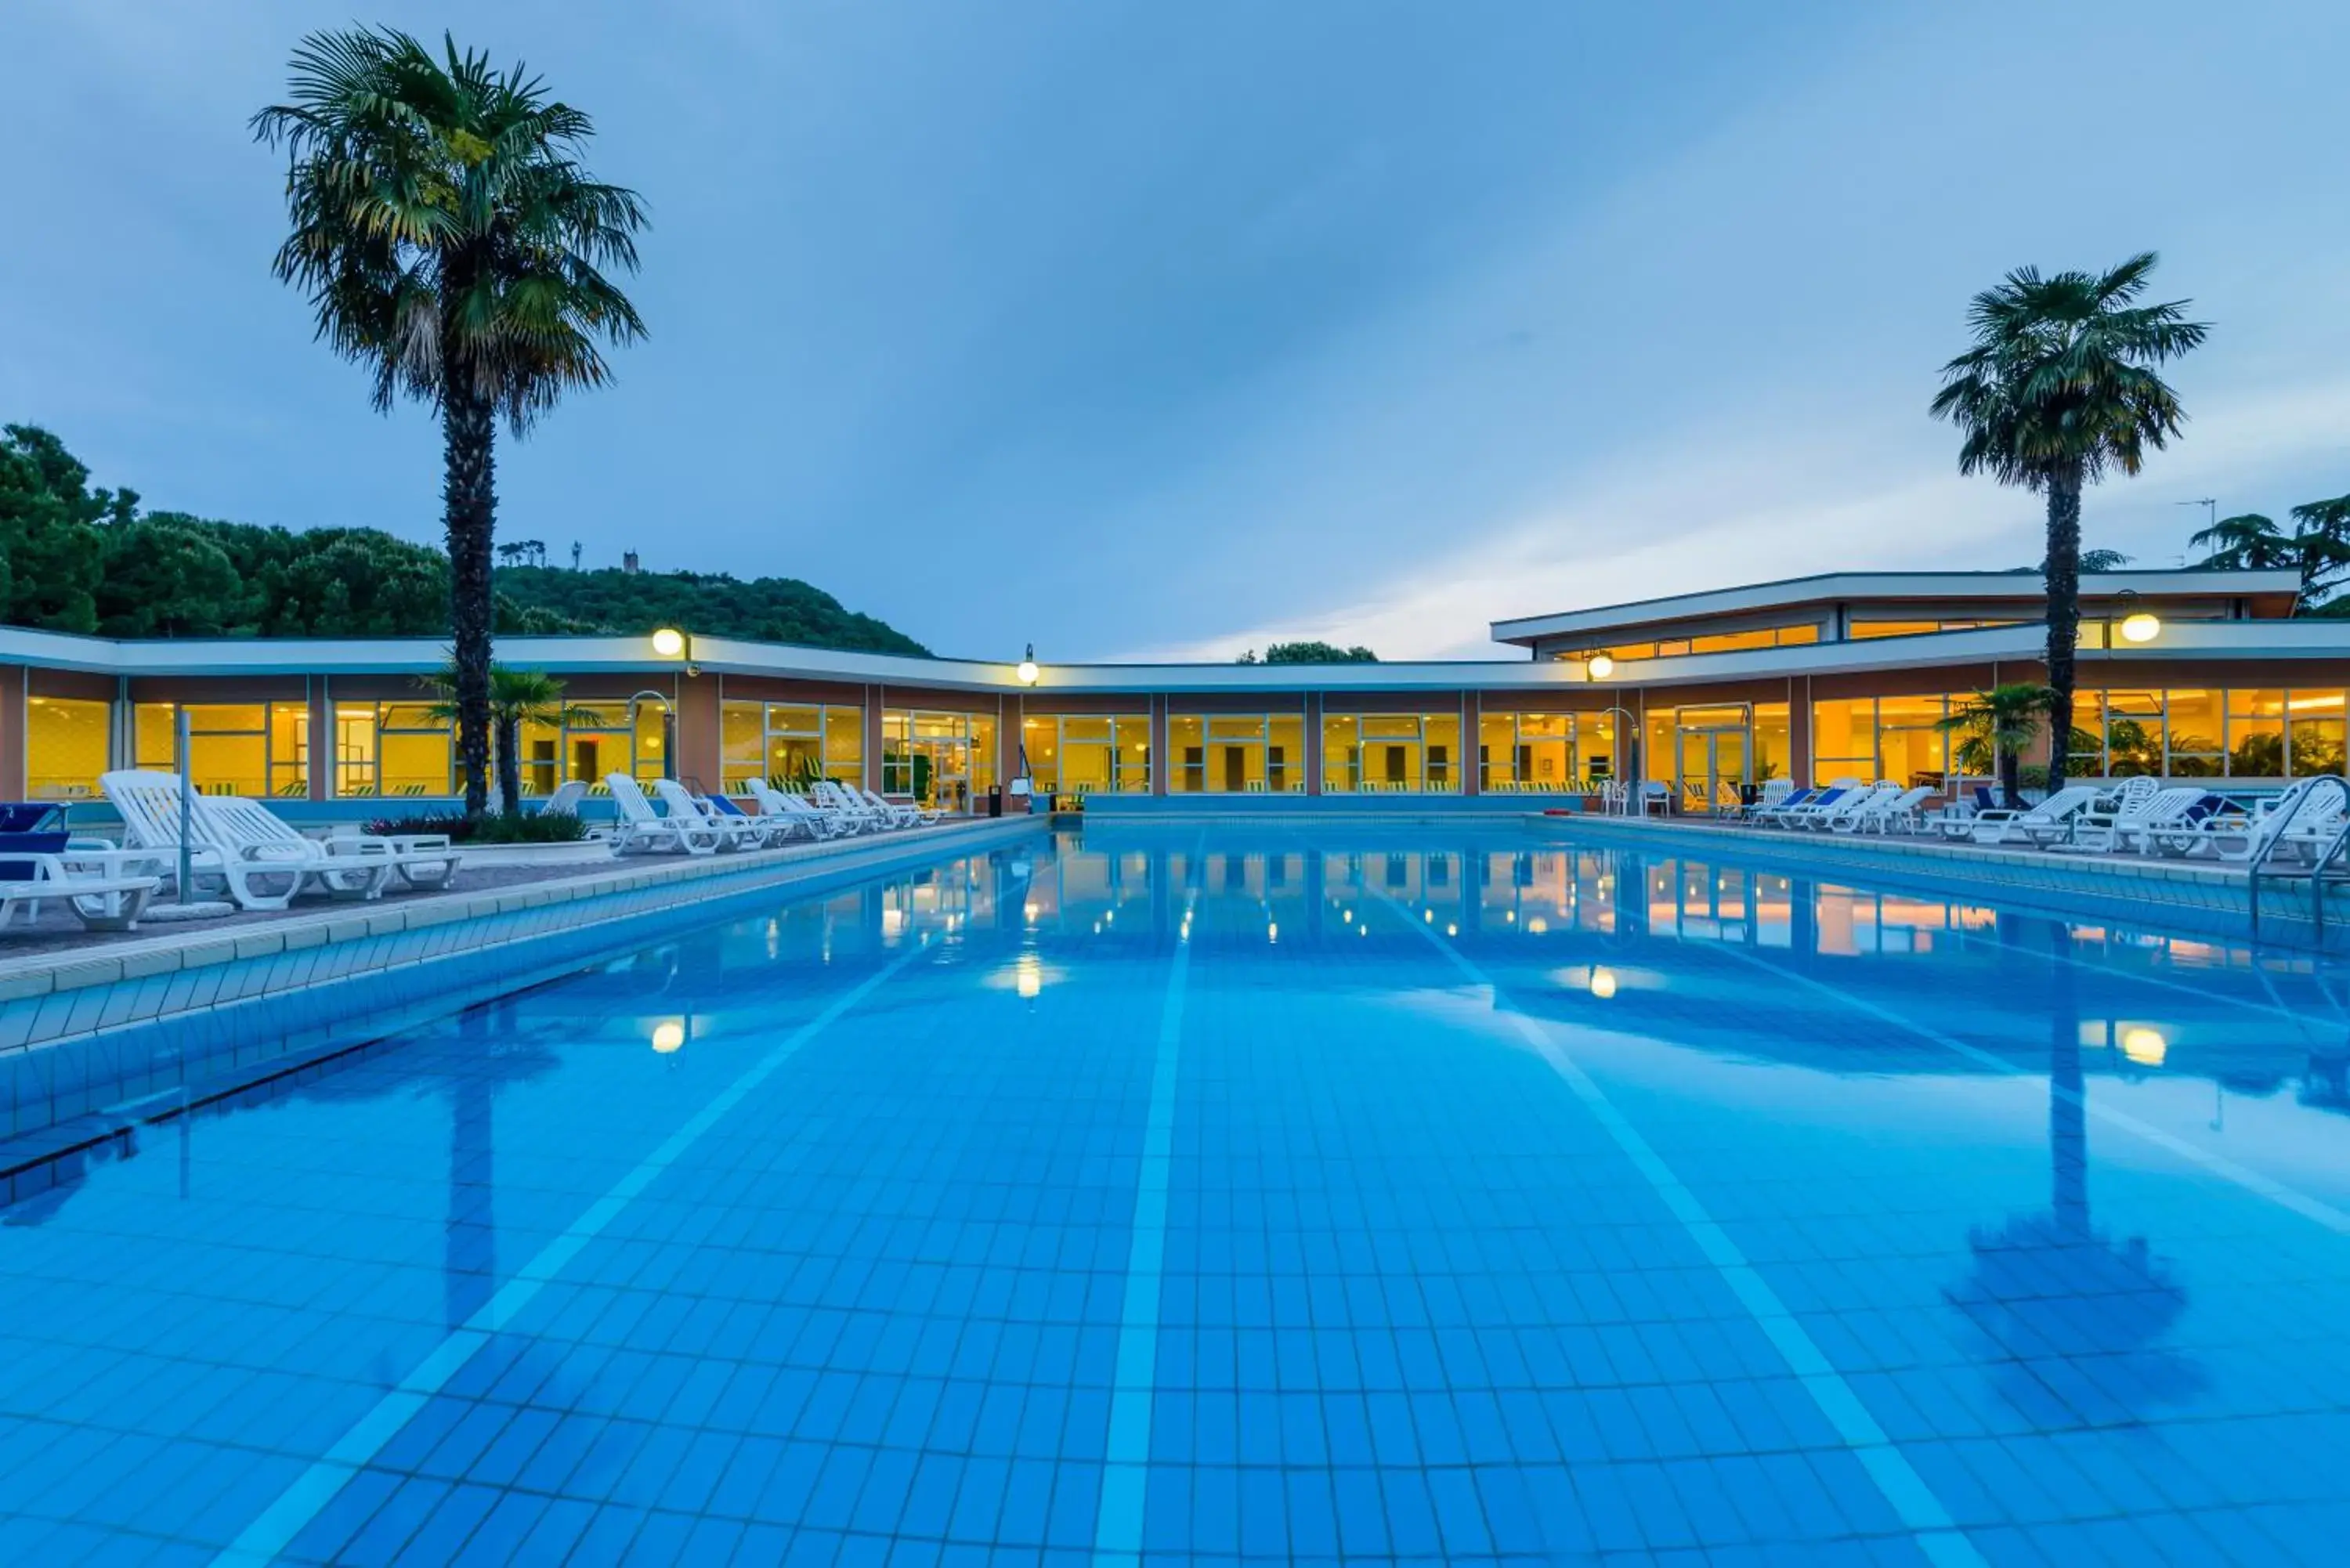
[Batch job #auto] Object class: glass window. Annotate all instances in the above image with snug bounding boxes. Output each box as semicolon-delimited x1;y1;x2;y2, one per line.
137;702;302;798
26;696;110;800
1875;695;1947;787
1170;715;1206;793
2290;692;2347;778
1753;703;1791;787
1811;699;1874;783
2164;689;2223;777
2227;690;2285;778
823;707;863;786
1169;714;1301;793
2102;691;2163;777
1321;716;1359;793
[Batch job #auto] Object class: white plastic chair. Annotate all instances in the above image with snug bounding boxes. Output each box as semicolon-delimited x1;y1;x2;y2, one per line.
0;854;161;932
1968;784;2106;847
651;779;766;851
605;774;723;855
105;769;313;910
747;780;844;840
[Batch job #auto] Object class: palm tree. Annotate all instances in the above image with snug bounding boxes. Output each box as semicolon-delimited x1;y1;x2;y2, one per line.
1937;683;2055;808
254;27;645;816
1931;254;2207;779
422;663;570;808
2189;511;2290;571
2290;494;2350;605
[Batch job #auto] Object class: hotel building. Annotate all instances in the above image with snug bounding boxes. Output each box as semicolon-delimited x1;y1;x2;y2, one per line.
0;567;2334;816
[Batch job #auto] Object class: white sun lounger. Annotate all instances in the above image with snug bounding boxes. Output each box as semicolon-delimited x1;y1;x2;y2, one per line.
1829;783;1935;835
1968;784;2106;847
859;787;942;828
606;774;727;855
747;780;849;840
812;781;889;833
651;779;769;851
0;853;163;933
2152;778;2345;864
104;770;327;909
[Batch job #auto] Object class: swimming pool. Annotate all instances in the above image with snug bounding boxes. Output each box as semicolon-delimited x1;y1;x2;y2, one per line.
3;821;2348;1565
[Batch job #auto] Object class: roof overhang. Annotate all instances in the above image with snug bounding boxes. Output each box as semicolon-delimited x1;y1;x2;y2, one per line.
1489;569;2304;647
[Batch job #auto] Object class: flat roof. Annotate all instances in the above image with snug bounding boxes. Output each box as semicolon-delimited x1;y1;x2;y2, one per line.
1488;569;2303;646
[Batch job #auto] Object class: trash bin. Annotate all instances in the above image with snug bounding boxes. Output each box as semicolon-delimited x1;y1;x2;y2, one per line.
988;786;1003;818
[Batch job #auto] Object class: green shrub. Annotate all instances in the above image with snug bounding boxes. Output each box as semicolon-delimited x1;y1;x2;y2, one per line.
363;808;591;844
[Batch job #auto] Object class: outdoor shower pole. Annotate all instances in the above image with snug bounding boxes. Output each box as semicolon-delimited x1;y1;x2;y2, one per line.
175;707;193;905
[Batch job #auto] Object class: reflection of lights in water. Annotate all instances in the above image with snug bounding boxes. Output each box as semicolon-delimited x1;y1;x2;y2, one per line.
1092;920;1101;934
1024;901;1040;922
1103;909;1114;923
2121;1027;2167;1067
1267;923;1278;943
1444;923;1458;937
1505;910;1515;923
882;908;904;935
1017;954;1043;999
1527;916;1549;934
1589;967;1618;999
652;1021;685;1053
1423;909;1434;923
1340;908;1353;923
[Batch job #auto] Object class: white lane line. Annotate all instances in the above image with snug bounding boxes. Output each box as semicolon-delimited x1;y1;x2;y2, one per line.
1093;887;1198;1568
1712;941;2350;1237
212;938;933;1567
1371;891;1987;1568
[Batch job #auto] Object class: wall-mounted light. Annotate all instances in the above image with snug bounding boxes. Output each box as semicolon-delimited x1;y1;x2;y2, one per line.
1017;643;1039;685
1585;653;1615;680
651;626;700;676
2112;591;2161;645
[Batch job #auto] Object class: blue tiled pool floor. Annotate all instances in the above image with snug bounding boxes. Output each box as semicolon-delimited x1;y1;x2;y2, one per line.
4;826;2350;1564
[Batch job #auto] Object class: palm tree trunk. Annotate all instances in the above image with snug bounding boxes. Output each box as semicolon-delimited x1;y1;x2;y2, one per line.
495;716;522;813
443;389;497;818
2043;463;2084;783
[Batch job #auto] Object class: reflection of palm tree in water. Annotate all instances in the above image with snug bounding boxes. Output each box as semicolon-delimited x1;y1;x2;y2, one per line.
1947;920;2201;1424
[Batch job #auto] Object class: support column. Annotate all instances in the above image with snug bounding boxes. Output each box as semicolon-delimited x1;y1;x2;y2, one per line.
308;677;332;801
1151;695;1170;797
1462;690;1479;797
678;671;722;793
1303;693;1322;797
0;667;26;800
865;685;886;794
1789;678;1813;789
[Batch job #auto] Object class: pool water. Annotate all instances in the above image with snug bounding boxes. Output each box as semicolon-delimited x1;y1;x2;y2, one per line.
4;822;2350;1565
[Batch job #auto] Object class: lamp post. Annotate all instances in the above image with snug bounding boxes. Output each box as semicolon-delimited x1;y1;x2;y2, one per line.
626;689;675;782
1593;703;1642;815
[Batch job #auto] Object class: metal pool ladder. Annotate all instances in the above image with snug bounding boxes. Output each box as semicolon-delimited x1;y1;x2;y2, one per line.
2250;775;2350;938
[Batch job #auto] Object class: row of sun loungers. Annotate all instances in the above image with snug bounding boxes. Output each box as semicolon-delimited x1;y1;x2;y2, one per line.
604;775;943;858
1742;774;2349;865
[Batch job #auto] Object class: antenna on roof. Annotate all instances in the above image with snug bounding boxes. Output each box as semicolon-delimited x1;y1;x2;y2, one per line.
2176;497;2218;533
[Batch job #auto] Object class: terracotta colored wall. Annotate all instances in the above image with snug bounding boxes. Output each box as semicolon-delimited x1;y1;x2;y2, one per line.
0;667;25;799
